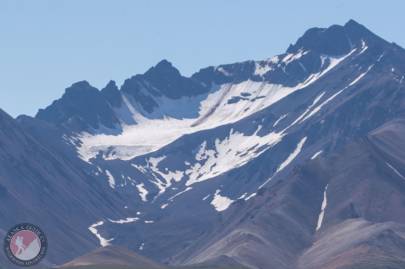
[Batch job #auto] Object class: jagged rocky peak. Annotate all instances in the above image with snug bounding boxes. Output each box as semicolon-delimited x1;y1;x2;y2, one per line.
143;59;208;98
34;20;394;133
36;80;120;130
192;20;389;87
192;20;384;88
102;80;119;92
66;80;96;93
122;59;208;102
287;19;386;56
144;59;182;79
101;80;122;108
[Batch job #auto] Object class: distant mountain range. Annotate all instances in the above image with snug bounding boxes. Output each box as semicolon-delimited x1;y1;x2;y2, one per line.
1;20;405;269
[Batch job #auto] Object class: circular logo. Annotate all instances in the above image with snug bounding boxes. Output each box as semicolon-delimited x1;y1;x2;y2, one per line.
4;223;47;267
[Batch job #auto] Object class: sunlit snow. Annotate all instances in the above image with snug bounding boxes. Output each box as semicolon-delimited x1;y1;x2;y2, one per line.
348;64;374;87
386;162;405;181
136;183;149;202
88;221;113;247
273;114;288;127
133;156;184;195
185;128;284;186
316;184;329;231
210;189;234;212
311;150;323;160
277;137;307;173
259;137;307;189
108;217;139;224
105;170;116;189
282;49;309;65
77;56;346;163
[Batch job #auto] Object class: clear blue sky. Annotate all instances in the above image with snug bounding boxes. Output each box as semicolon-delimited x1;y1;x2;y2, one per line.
1;0;404;117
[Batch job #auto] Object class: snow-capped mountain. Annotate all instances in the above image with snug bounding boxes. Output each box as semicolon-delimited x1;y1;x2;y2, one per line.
38;21;372;163
1;20;405;269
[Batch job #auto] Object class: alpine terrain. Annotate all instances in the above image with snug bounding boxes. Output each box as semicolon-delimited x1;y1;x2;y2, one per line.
1;20;405;269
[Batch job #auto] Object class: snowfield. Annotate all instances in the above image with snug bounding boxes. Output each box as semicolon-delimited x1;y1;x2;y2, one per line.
77;50;354;163
73;47;366;212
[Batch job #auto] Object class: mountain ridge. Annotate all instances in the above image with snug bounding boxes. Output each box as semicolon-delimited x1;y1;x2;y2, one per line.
36;19;383;131
1;19;405;269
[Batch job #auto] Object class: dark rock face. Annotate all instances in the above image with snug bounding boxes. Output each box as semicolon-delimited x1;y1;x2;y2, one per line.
288;25;353;55
36;60;209;130
143;60;208;98
2;20;405;269
287;20;386;55
101;80;123;108
191;61;257;86
0;109;129;268
34;21;392;134
36;81;120;130
121;60;208;113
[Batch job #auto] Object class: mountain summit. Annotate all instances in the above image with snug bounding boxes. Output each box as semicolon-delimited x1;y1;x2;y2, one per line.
287;19;384;55
35;20;389;132
2;20;405;269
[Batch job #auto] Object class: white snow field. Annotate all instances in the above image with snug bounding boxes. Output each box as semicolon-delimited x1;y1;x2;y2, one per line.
77;50;355;162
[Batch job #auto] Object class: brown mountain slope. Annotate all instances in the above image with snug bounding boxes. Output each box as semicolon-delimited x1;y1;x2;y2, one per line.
58;246;166;269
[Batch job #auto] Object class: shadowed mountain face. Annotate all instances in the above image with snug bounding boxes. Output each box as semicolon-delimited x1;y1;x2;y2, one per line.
0;110;129;268
1;20;405;269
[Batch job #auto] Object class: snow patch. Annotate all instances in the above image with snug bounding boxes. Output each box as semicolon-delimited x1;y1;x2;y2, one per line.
134;156;184;195
358;40;368;54
169;187;192;201
88;221;113;247
386;162;405;181
255;62;273;76
259;137;307;189
298;49;356;88
282;49;309;65
136;183;148;202
348;64;374;87
210;190;234;212
288;92;326;127
105;170;116;189
273;114;288;127
311;150;323;160
299;90;344;123
108;217;139;224
245;193;257;201
277;137;307;173
316;184;329;231
185;128;284;186
216;66;232;76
